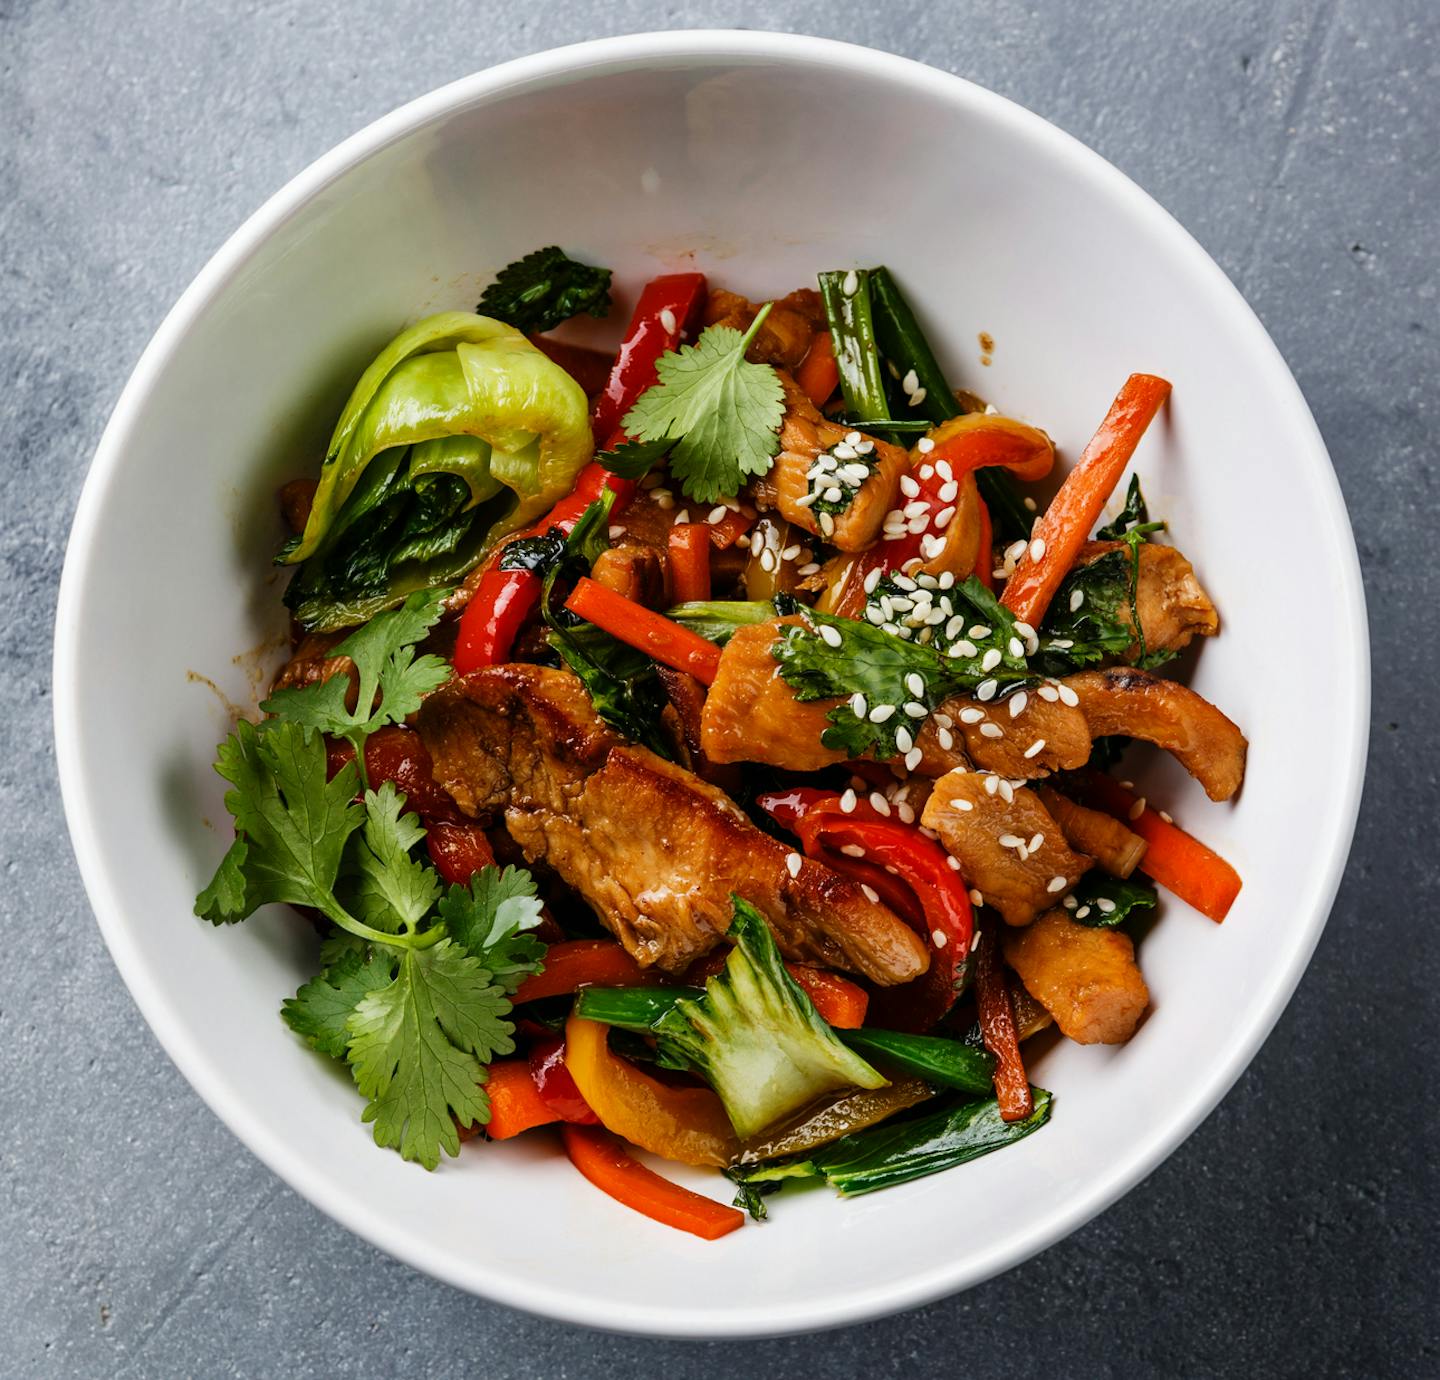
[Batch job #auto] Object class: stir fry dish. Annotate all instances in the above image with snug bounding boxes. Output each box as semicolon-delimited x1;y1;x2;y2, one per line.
197;249;1246;1239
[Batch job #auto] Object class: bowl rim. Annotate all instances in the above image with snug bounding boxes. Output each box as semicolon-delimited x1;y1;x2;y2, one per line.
53;28;1370;1338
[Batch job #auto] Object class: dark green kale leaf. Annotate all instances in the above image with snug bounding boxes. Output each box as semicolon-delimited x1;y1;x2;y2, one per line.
1064;872;1159;928
477;246;613;334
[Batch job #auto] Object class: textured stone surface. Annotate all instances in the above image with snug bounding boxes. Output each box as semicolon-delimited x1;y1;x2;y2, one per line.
3;0;1437;1374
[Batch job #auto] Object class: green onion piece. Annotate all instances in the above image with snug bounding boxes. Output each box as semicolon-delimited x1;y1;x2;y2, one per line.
818;270;891;426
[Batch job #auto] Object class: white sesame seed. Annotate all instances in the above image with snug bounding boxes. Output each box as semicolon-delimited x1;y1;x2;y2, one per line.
1057;683;1080;707
1121;780;1135;790
659;307;678;335
1046;875;1068;894
981;648;1002;672
921;535;946;559
1028;833;1045;852
845;430;862;445
705;505;726;525
998;833;1024;849
938;480;959;504
969;625;992;639
1075;905;1092;919
863;567;883;594
819;511;835;536
842;269;859;297
955;640;978;658
983;775;999;795
759;550;776;573
969;888;985;906
654;492;675;510
917;436;936;454
1063;894;1078;909
1029;538;1047;561
1037;684;1059;702
1129;797;1147;821
909;387;928;406
1069;587;1086;613
926;927;946;950
1050;638;1075;650
907;516;929;535
899;475;921;499
902;369;919;395
1160;810;1175;825
998;779;1015;803
904;701;928;718
1007;637;1024;659
953;797;973;812
1096;897;1117;913
935;712;953;728
895;726;914;753
934;505;957;527
904;747;923;771
937;727;955;751
833;443;858;461
785;851;802;877
1008;692;1028;719
1024;496;1038;512
869;792;892;816
841;844;866;858
673;509;690;525
865;607;885;625
869;704;896;723
608;525;625;540
798;562;821;577
959;707;986;724
781;543;802;561
1004;540;1027;563
1024;738;1047;759
861;884;880;904
849;694;868;720
823;486;844;503
794;491;819;509
979;722;1004;739
818;623;843;648
855;439;874;454
1016;843;1030;862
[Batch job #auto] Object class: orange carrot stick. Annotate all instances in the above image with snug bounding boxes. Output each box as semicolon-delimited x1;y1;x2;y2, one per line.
484;1060;560;1139
1000;374;1171;627
512;939;649;1004
566;577;723;684
561;1124;745;1240
1076;772;1242;923
795;330;840;408
667;523;712;603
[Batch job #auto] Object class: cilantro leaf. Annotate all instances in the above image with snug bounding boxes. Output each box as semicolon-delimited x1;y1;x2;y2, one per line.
594;435;675;480
437;865;547;995
476;246;612;334
260;589;451;770
1097;475;1160;542
339;784;441;935
282;946;397;1058
622;308;785;503
196;719;363;924
1066;873;1159;928
346;940;516;1168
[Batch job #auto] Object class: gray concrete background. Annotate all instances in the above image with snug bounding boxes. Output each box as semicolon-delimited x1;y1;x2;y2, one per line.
3;0;1436;1374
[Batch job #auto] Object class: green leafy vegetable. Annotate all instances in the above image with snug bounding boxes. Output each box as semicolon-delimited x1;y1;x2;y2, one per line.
435;866;547;993
282;947;397;1059
666;599;779;645
476;246;612;334
622;306;785;503
1065;872;1159;928
837;1028;996;1095
649;897;887;1139
594;435;676;480
262;589;450;784
771;587;1033;759
817;269;890;426
733;1088;1052;1199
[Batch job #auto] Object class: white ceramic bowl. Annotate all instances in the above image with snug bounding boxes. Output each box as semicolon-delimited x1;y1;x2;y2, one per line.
54;31;1368;1337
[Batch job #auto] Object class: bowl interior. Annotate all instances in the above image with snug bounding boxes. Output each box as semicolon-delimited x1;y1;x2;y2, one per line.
56;34;1366;1337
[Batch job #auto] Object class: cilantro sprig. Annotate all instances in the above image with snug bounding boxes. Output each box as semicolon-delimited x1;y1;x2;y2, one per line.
197;597;548;1168
622;304;786;503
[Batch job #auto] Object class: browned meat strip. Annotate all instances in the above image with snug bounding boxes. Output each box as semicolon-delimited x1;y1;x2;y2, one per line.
416;665;930;985
926;689;1091;780
271;630;352;697
1003;909;1150;1044
590;542;666;607
1067;666;1247;801
751;375;908;551
1033;785;1147;878
1077;540;1219;659
655;666;741;791
921;771;1091;926
703;288;825;368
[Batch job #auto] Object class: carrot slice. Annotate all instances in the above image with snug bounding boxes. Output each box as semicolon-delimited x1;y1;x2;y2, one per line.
667;523;712;603
566;576;723;684
561;1124;745;1240
1000;374;1171;627
512;939;649;1004
786;965;870;1029
975;917;1033;1123
484;1060;560;1139
795;330;840;408
1075;772;1242;923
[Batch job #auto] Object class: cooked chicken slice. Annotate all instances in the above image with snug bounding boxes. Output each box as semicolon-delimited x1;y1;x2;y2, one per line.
1034;785;1147;878
1077;540;1219;660
704;288;825;368
921;771;1091;927
416;665;929;985
271;630;352;696
655;665;741;791
926;689;1091;780
590;542;665;607
1003;908;1150;1044
751;375;909;551
1067;666;1247;801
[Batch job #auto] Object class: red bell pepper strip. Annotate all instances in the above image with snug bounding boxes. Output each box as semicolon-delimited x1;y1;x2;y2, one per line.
681;942;870;1029
795;330;840;408
512;939;649;1004
590;273;708;444
667;523;712;603
565;577;723;684
484;1060;561;1139
759;787;974;1032
1000;373;1171;627
529;1036;599;1124
561;1124;745;1240
424;821;496;887
1074;771;1241;922
974;916;1033;1122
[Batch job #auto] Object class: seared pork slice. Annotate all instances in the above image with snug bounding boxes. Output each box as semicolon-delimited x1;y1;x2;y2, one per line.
1067;667;1247;801
1003;909;1149;1044
921;771;1092;927
655;665;741;790
1077;540;1219;660
590;543;665;607
1034;785;1147;878
703;288;823;368
416;665;930;985
929;689;1091;780
751;375;909;551
701;618;848;772
271;630;353;697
